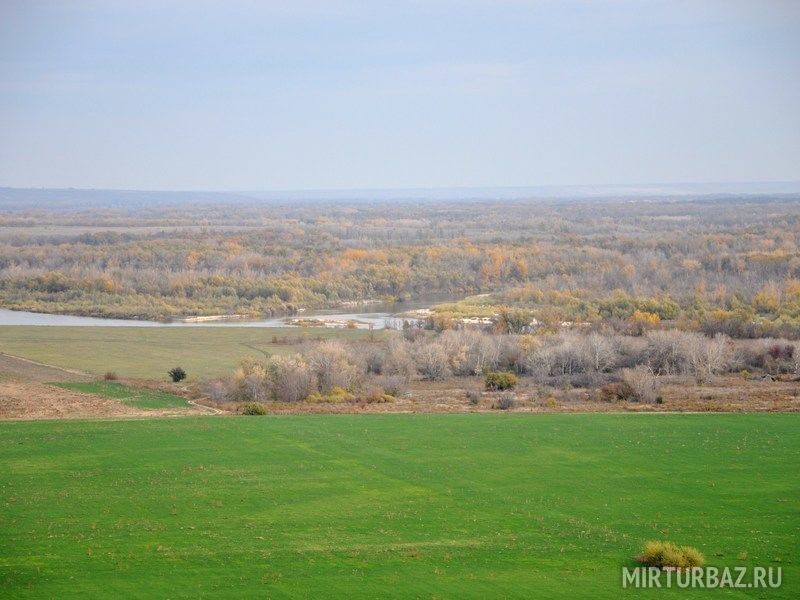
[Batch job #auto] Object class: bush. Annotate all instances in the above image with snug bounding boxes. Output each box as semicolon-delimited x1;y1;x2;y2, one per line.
415;342;450;380
204;379;230;403
439;330;502;376
168;367;187;383
266;355;313;402
304;340;363;394
621;366;659;403
241;402;268;415
103;371;118;381
494;393;515;410
599;381;636;402
377;374;407;397
466;390;481;405
485;371;518;391
305;386;354;403
365;391;395;404
638;541;705;569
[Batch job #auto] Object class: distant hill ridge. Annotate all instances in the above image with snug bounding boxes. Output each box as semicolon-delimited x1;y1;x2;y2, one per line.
1;181;799;210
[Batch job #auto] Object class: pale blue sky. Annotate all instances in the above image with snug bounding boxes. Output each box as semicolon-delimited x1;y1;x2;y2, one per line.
0;0;798;190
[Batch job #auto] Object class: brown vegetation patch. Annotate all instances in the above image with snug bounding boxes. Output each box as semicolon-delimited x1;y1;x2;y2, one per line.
0;352;91;382
0;380;188;420
0;354;207;420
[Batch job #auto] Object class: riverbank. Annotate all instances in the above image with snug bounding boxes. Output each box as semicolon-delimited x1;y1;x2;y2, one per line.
0;294;458;328
0;307;402;329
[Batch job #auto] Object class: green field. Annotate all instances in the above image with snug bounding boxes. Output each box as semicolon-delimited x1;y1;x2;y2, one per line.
51;381;190;409
0;326;379;380
1;414;797;598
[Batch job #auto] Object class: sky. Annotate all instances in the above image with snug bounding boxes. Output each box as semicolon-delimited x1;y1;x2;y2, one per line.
0;0;798;191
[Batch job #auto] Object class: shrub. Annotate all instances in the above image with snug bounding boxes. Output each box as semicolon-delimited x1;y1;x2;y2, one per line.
367;392;395;404
266;355;313;402
382;336;417;381
439;330;502;376
466;390;481;405
415;342;450;380
306;386;355;403
599;381;636;402
241;402;268;415
304;340;363;394
582;332;620;372
377;374;407;397
494;393;515;410
496;308;535;334
645;330;687;375
168;367;187;383
103;371;118;381
204;379;230;403
485;371;518;391
621;366;659;403
638;541;705;569
526;331;587;379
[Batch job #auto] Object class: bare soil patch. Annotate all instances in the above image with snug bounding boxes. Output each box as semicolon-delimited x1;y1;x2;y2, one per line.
0;380;201;420
0;353;206;420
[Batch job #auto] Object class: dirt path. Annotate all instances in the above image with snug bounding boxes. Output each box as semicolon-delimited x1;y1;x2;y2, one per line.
186;398;224;415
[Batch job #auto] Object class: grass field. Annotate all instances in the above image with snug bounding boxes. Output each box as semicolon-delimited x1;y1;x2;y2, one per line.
0;326;379;380
1;414;797;598
51;381;190;409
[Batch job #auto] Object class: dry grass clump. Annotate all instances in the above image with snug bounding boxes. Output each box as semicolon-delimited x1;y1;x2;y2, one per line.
306;386;355;403
638;541;705;569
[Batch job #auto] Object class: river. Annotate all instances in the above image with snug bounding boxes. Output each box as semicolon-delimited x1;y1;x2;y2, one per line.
0;295;457;329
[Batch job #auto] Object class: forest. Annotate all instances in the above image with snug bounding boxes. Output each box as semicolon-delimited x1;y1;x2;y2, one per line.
0;194;798;337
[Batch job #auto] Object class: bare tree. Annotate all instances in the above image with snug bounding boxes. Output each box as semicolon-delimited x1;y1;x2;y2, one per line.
685;333;732;382
303;340;363;393
526;331;586;378
622;365;659;403
582;332;619;373
646;330;691;375
438;330;500;376
415;342;450;380
231;358;269;402
266;355;313;402
204;379;230;403
383;335;417;381
793;342;800;376
705;334;734;376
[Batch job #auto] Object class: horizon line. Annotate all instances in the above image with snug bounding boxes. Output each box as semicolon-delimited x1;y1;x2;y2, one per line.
2;179;800;196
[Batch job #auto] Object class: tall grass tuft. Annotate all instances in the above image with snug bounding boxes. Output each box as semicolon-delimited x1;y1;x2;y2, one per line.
638;541;705;569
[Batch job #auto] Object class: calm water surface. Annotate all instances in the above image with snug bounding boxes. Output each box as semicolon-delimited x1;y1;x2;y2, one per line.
0;295;458;329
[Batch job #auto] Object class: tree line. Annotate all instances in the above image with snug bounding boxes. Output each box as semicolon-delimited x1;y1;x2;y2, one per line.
202;327;799;408
0;196;797;333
